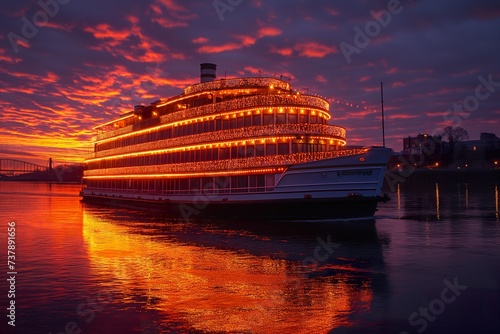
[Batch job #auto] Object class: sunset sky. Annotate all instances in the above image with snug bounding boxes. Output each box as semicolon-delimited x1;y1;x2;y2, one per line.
1;0;499;166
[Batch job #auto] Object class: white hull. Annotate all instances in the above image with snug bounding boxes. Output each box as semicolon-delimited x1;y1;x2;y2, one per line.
81;147;391;220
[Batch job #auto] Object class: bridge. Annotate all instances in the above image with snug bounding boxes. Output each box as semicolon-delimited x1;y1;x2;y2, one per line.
0;158;52;175
0;158;84;182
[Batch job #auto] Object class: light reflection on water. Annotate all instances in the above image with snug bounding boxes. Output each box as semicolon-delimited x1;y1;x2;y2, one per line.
1;181;500;333
81;206;383;333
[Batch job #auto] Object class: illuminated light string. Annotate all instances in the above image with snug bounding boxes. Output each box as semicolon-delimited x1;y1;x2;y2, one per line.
328;98;379;113
89;124;347;161
86;135;347;167
83;148;369;178
183;77;291;96
84;167;286;180
95;94;330;142
95;106;333;146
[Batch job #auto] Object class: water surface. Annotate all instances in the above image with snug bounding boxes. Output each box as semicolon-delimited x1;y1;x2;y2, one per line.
0;181;499;333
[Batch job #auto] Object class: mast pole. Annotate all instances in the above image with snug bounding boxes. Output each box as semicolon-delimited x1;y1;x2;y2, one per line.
381;82;386;147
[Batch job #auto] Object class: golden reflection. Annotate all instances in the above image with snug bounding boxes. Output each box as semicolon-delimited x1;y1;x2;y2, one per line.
495;183;498;221
435;182;440;221
465;183;469;210
82;210;373;333
397;183;401;211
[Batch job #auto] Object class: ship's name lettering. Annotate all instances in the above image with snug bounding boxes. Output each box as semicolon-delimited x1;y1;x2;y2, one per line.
337;170;373;177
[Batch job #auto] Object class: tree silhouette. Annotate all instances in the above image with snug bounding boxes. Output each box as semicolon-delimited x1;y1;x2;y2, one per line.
440;126;469;157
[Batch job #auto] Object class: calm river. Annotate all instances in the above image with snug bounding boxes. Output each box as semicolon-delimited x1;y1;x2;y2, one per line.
0;180;499;333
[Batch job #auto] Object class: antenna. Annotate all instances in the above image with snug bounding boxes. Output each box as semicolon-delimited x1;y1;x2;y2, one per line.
381;82;386;147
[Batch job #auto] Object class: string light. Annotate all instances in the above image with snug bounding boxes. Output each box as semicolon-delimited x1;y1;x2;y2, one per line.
184;77;290;95
88;124;346;161
84;167;285;180
84;148;368;178
328;98;378;113
96;94;330;142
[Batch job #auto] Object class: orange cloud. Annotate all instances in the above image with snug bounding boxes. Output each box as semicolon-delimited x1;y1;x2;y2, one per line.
84;24;131;40
388;114;420;119
270;46;293;56
156;0;187;13
257;27;282;38
391;82;406;88
192;37;209;44
386;67;398;74
43;21;75;32
294;42;337;58
236;35;257;47
315;75;327;83
326;8;340;16
196;27;283;54
152;17;189;28
197;43;243;54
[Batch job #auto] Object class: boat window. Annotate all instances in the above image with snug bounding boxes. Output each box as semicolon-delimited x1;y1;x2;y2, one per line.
266;143;276;156
278;143;289;155
252;114;261;126
189;178;200;192
263;113;274;125
237;145;246;158
255;144;264;156
219;147;229;160
265;174;275;188
245;116;252;127
215;176;230;193
310;113;318;124
201;177;213;192
246;145;255;157
231;146;238;159
276;113;286;124
299;113;308;123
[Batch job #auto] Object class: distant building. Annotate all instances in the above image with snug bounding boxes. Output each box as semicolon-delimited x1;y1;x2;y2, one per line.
403;134;442;155
456;133;500;152
449;132;500;169
480;132;498;141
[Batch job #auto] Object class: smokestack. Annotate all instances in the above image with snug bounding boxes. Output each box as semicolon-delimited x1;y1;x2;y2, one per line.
200;63;217;83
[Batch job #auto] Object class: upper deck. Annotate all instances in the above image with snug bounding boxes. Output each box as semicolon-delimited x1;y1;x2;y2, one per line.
93;76;330;142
